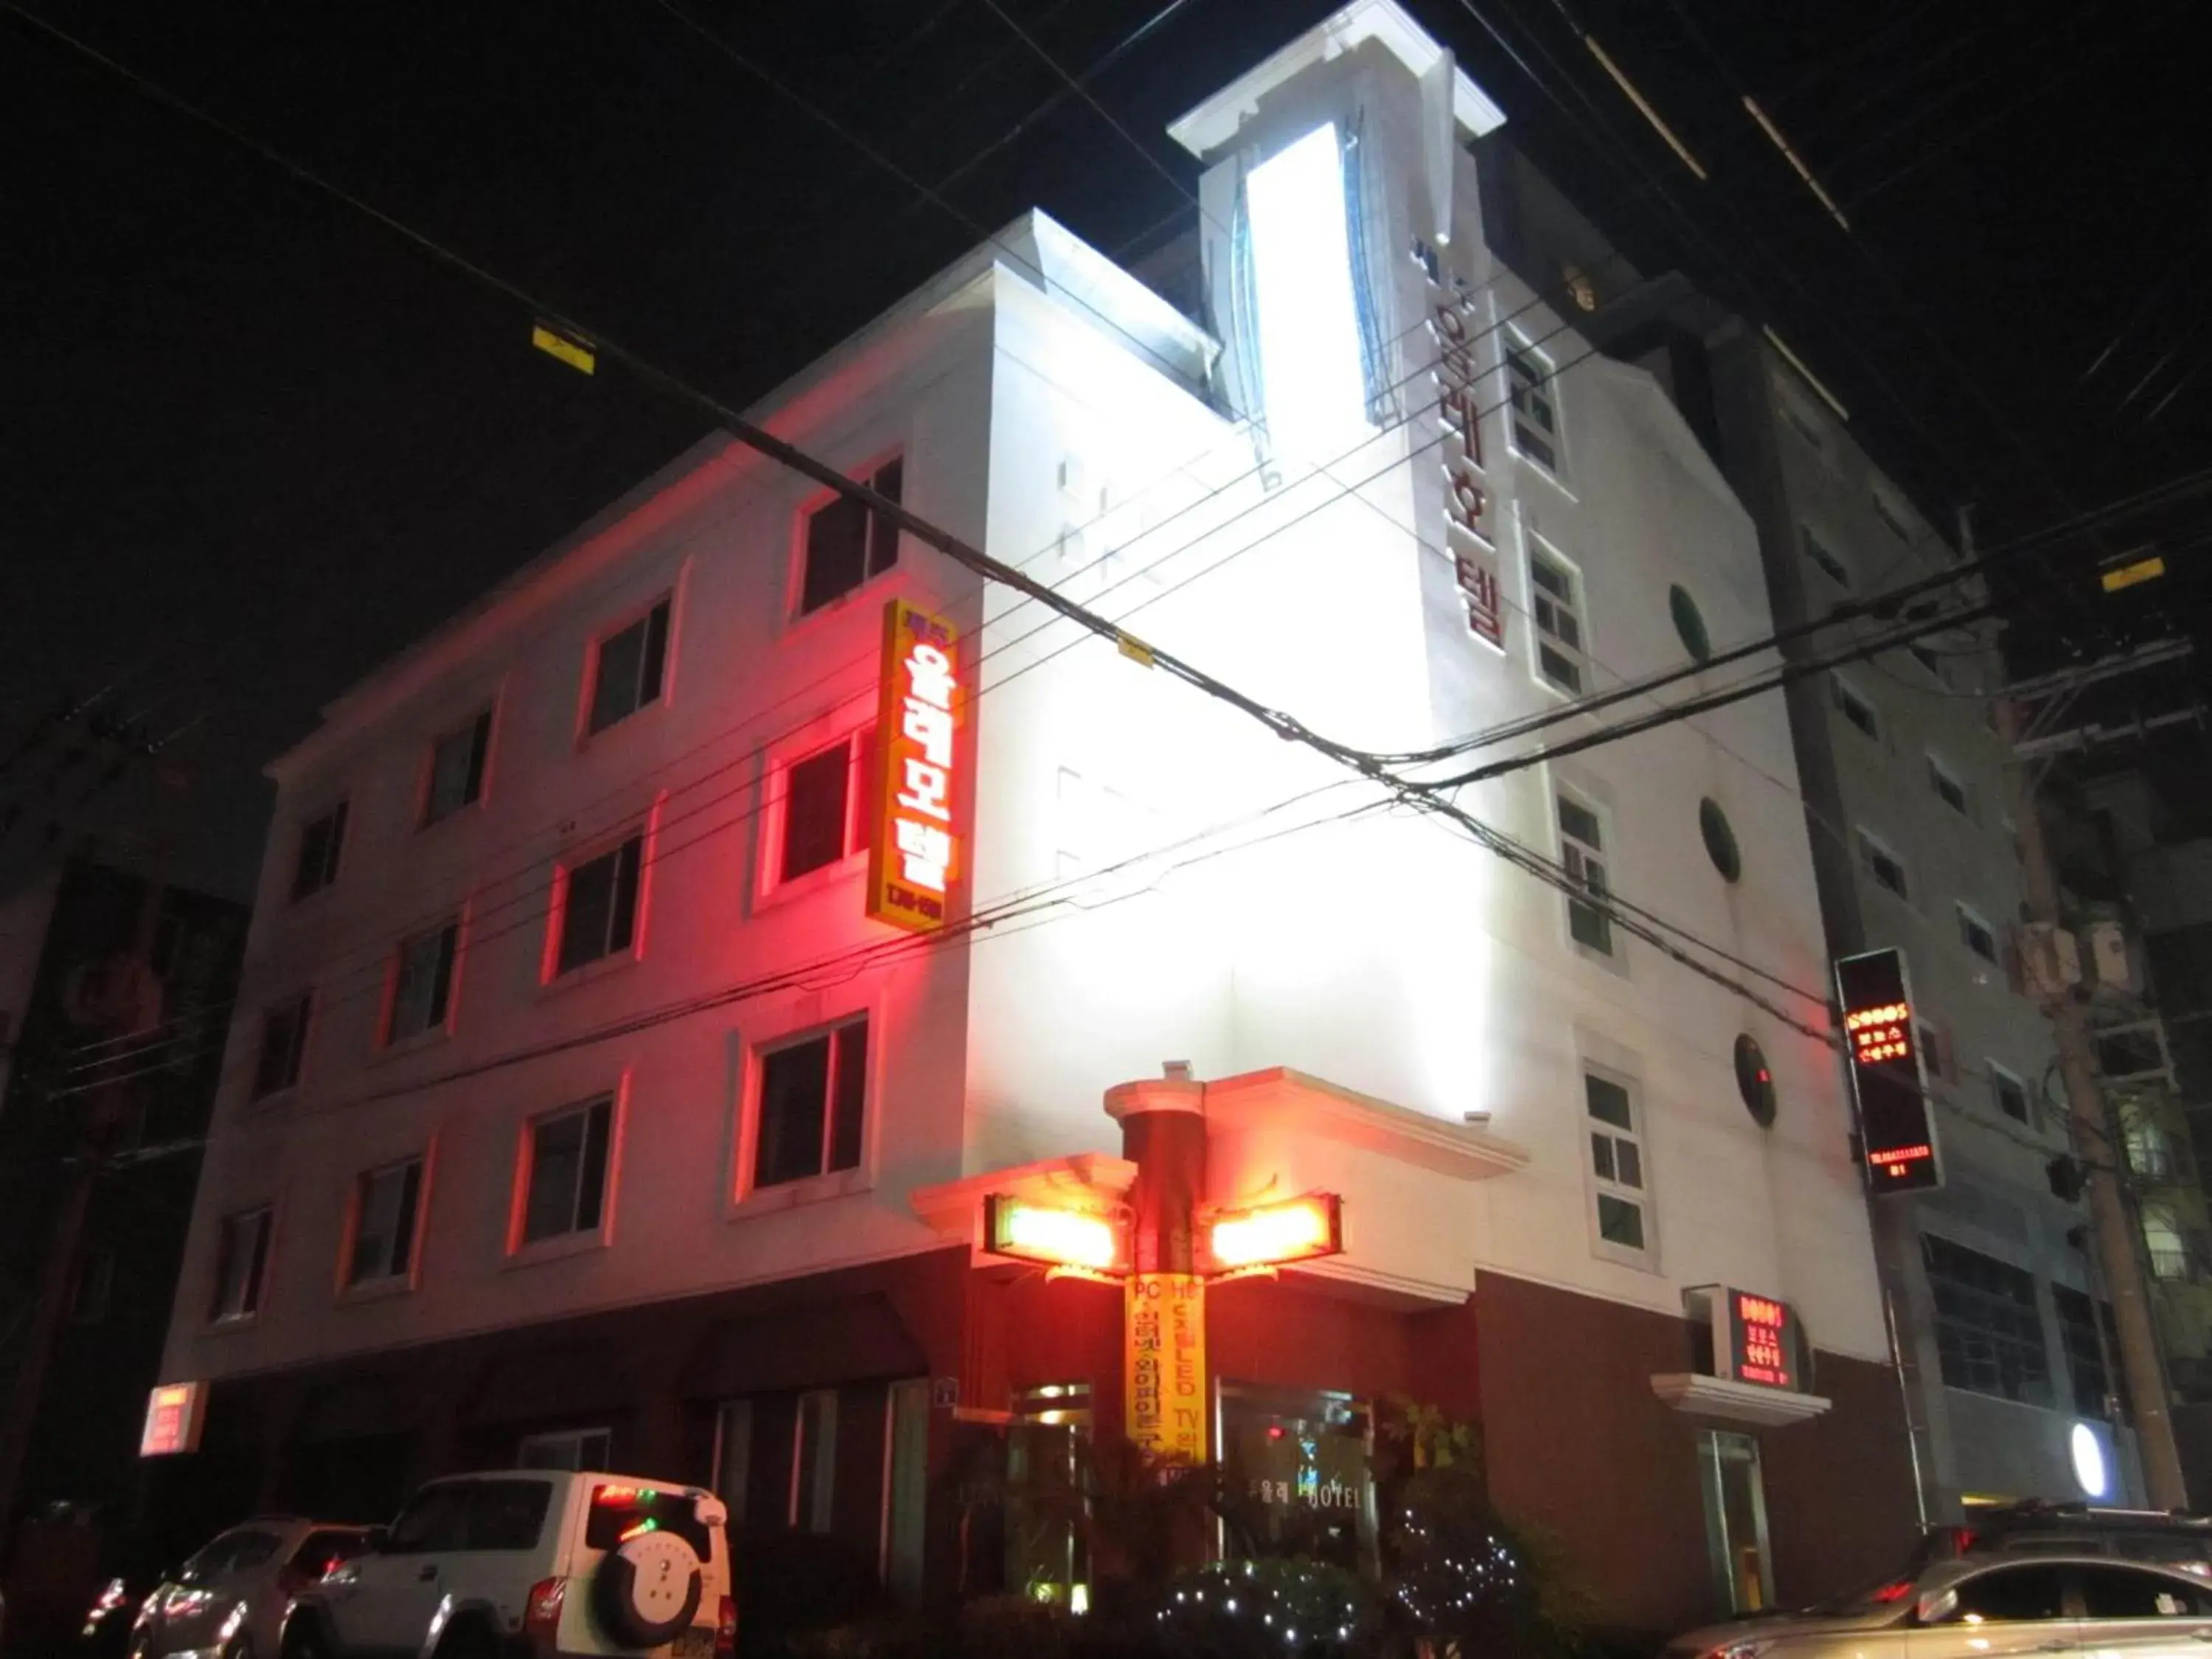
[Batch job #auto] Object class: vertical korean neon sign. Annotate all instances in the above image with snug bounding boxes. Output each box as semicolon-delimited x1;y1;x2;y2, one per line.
866;599;962;933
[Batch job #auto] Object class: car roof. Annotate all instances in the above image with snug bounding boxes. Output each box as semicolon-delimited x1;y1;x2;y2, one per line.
1927;1554;2211;1587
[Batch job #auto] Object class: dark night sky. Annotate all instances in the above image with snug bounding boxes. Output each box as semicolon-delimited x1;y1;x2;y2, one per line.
4;0;2205;894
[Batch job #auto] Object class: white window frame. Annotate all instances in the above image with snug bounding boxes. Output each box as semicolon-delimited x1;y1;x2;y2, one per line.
211;1206;273;1323
1527;537;1588;695
510;1093;620;1255
794;455;905;619
421;705;495;827
1989;1062;2031;1127
1801;526;1850;588
1556;790;1615;959
743;1015;872;1199
1832;676;1881;741
792;1388;838;1533
583;593;675;738
1927;753;1970;816
1956;902;1999;964
544;807;659;984
383;917;462;1046
291;799;349;902
252;991;313;1099
1871;487;1913;543
762;726;874;899
1504;333;1565;475
1582;1065;1655;1268
1857;829;1910;900
518;1427;612;1472
344;1155;426;1291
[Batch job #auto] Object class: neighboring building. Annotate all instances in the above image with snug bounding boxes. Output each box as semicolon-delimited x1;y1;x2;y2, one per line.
151;2;1915;1636
1471;138;2116;1512
0;856;246;1640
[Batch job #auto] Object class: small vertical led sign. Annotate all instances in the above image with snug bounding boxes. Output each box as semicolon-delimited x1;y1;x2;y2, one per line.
866;599;962;933
1836;948;1941;1192
140;1380;206;1456
1728;1292;1798;1389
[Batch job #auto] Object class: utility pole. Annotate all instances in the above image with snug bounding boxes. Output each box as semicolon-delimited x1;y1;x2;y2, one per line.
2000;695;2189;1506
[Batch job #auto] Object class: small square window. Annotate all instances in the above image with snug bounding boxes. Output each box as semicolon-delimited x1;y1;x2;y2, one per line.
254;993;313;1098
521;1098;613;1245
347;1158;424;1287
588;599;672;735
1585;1071;1649;1257
1958;905;1998;963
1557;795;1613;955
777;732;873;884
555;835;643;976
212;1207;272;1321
1833;678;1881;740
386;921;459;1043
292;802;347;900
1991;1067;2031;1125
1529;547;1587;694
1802;528;1849;588
424;709;493;824
1506;342;1562;472
754;1019;869;1191
1928;756;1969;815
800;458;903;616
1860;832;1910;900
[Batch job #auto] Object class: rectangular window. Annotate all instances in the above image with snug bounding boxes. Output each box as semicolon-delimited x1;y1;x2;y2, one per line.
1832;678;1881;740
799;458;903;616
1923;1234;2051;1405
1585;1071;1649;1257
754;1019;869;1190
1917;1018;1947;1080
212;1206;273;1321
520;1097;613;1246
254;993;312;1098
1858;831;1910;900
1557;795;1613;955
777;731;873;884
883;1380;931;1599
1990;1065;2031;1124
1802;528;1849;588
792;1389;837;1533
69;1245;115;1324
1872;490;1912;542
587;598;672;735
2052;1286;2112;1417
713;1400;752;1528
1928;755;1969;815
386;920;459;1043
555;835;643;975
1528;546;1586;693
1697;1430;1773;1614
292;801;347;900
518;1427;612;1472
1506;341;1562;471
1958;904;1998;963
424;709;493;824
1907;642;1943;679
347;1158;424;1287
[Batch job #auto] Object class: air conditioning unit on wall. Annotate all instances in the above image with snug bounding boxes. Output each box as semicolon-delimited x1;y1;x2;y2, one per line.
2086;919;2136;993
2017;922;2082;999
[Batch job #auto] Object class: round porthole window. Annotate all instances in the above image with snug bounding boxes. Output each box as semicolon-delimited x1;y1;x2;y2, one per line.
1669;584;1712;664
1700;798;1742;883
1734;1034;1776;1127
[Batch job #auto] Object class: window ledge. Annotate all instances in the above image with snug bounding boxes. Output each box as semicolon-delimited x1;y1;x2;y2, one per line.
577;694;672;753
418;802;484;835
731;1166;872;1220
539;947;641;1001
1651;1373;1832;1427
1510;450;1578;504
369;1025;452;1066
1568;934;1632;981
336;1274;416;1307
204;1312;262;1336
504;1229;611;1270
755;849;869;918
785;567;902;641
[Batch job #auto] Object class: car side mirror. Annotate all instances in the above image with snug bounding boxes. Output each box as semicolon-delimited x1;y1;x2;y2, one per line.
1916;1589;1958;1626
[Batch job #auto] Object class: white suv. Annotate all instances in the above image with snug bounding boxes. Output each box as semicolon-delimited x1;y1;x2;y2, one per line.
280;1471;733;1659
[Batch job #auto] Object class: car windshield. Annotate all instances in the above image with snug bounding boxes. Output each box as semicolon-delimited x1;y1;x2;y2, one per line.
1800;1566;1921;1618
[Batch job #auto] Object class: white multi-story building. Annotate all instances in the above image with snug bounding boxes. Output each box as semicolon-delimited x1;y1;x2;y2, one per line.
153;1;1917;1632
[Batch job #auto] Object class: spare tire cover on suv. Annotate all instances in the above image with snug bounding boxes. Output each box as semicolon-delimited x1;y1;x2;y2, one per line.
593;1528;703;1649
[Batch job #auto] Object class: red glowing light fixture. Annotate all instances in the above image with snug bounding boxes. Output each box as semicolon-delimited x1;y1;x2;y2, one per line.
1206;1194;1343;1272
984;1194;1125;1271
594;1484;641;1506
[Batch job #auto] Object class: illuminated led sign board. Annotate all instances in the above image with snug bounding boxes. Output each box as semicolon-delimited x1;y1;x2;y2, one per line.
140;1380;206;1457
1726;1292;1799;1389
1836;948;1941;1193
983;1195;1124;1272
1206;1194;1345;1272
866;599;962;933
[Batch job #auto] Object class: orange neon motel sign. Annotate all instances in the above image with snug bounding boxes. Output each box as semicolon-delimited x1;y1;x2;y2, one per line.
984;1196;1123;1272
866;599;962;933
1206;1194;1344;1272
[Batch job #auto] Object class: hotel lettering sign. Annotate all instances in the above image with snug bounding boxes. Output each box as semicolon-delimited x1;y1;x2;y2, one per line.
1421;243;1506;653
1727;1292;1798;1390
866;599;963;933
1837;947;1942;1193
1127;1273;1207;1464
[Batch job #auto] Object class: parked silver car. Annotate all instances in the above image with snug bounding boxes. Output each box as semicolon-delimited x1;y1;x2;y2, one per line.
1668;1554;2212;1659
128;1519;375;1659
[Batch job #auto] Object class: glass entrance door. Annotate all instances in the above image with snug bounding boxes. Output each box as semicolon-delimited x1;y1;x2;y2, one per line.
1698;1429;1773;1613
